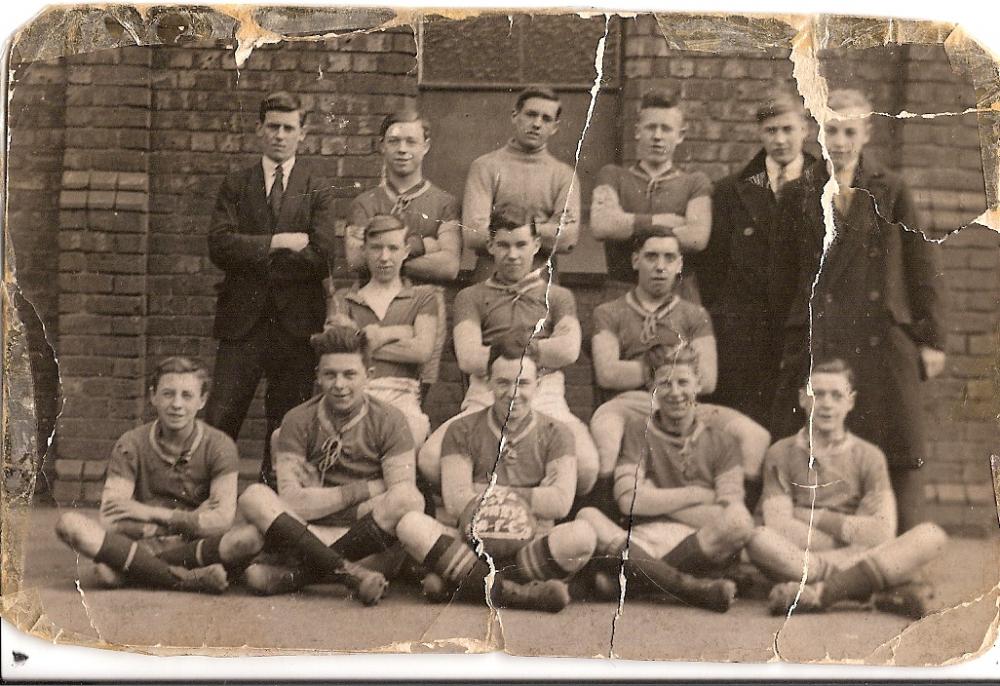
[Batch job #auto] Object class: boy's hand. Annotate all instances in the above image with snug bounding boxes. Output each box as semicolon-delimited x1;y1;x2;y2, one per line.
919;346;946;379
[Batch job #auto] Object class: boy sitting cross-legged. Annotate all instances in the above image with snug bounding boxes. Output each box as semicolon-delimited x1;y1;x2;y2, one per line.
55;357;264;594
747;359;948;618
396;337;597;613
237;325;425;604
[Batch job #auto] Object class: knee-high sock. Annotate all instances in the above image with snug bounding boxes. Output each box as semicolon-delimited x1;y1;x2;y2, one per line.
513;535;568;582
423;534;491;588
330;512;397;562
625;544;732;612
663;533;717;575
264;513;349;581
158;535;224;568
820;558;886;607
94;532;181;589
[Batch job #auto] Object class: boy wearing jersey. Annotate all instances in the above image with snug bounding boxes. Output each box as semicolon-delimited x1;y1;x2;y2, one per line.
330;214;438;445
590;89;711;302
237;326;424;605
588;231;771;513
577;348;753;612
747;359;948;617
343;110;460;388
396;341;597;612
462;86;580;279
418;207;599;495
55;357;263;594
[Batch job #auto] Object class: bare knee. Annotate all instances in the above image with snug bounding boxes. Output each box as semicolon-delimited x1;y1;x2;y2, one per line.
377;486;425;530
56;511;96;551
220;524;265;563
552;520;597;559
238;483;281;526
910;522;949;553
705;505;754;550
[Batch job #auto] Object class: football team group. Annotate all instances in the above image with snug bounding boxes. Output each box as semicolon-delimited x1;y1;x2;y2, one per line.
55;83;950;620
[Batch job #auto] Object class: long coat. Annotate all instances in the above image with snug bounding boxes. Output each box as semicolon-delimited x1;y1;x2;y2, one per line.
693;150;819;428
771;156;948;468
208;159;338;341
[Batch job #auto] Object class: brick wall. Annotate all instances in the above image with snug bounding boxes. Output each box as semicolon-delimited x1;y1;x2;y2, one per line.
6;14;997;534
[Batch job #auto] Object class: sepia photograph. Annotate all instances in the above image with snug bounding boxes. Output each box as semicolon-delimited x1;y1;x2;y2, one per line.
2;1;998;675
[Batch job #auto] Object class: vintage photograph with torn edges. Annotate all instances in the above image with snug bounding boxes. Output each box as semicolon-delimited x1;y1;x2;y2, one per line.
2;5;998;666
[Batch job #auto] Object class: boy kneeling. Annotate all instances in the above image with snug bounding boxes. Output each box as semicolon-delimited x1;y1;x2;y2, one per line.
747;359;947;618
55;357;263;594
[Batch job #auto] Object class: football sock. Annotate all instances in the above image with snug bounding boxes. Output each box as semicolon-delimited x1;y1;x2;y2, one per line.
330;512;397;562
663;533;717;575
625;544;733;612
158;535;224;569
819;558;886;607
264;513;348;580
514;535;568;582
93;532;181;589
423;535;491;587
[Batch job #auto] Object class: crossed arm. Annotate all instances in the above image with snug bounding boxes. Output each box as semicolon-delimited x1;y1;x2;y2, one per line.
590;185;711;253
100;472;237;539
591;331;718;393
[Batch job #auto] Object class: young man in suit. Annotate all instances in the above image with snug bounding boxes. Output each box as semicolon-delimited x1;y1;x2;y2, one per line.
692;88;817;430
206;91;337;487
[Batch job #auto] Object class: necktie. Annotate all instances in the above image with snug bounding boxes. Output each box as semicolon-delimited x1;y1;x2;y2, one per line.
773;165;788;197
268;164;284;224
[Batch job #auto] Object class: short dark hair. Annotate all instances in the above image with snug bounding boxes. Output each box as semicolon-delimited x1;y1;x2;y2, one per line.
808;358;856;390
630;227;680;256
310;325;372;369
259;91;306;126
379;110;430;140
756;87;807;123
149;357;210;396
487;330;539;376
647;344;700;383
514;85;562;119
488;204;539;238
639;89;680;112
364;214;409;243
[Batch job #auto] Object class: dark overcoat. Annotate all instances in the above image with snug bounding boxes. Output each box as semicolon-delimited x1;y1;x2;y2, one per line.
772;156;948;468
693;150;819;428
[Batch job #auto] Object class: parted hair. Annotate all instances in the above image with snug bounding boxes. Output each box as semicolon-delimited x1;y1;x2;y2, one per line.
259;91;306;126
379;110;431;140
827;88;873;115
515;85;562;119
364;214;410;242
310;325;372;368
807;358;856;390
487;330;540;375
629;227;680;255
488;204;539;238
756;86;807;123
149;356;210;395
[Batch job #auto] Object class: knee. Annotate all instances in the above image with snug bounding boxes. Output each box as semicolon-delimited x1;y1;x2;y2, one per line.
910;522;949;552
555;520;597;558
238;483;278;517
394;510;434;546
55;511;91;549
716;505;755;547
385;486;425;522
221;524;265;561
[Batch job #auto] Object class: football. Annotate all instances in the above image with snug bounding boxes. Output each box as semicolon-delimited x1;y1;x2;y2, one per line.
458;488;537;559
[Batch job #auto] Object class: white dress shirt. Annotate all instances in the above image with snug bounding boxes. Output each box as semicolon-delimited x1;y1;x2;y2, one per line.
262;156;296;195
765;154;804;195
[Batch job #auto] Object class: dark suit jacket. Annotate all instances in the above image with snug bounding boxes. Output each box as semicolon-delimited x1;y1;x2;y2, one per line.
208;158;337;341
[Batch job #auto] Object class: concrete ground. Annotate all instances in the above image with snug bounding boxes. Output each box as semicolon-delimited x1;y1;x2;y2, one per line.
6;506;999;665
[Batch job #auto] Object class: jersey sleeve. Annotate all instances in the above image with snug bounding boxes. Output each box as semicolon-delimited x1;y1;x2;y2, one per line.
592;301;620;336
348;194;374;230
618;416;648;471
543;419;576;465
440;417;470;461
414;286;440;318
549;286;578;322
760;442;793;501
688;303;715;340
274;407;315;489
689;171;713;200
378;406;415;462
105;431;140;483
452;286;482;326
206;430;239;480
595;164;621;192
856;445;894;516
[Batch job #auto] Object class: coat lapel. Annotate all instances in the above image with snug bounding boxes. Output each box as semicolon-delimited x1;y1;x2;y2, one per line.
246;163;272;233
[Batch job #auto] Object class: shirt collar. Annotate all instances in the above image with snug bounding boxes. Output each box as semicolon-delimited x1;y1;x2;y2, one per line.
631;161;678;184
148;420;204;466
765;154;804;190
343;280;415;306
649;413;704;449
262;155;296;181
485;267;549;293
505;139;549;157
486;406;537;446
794;427;855;460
